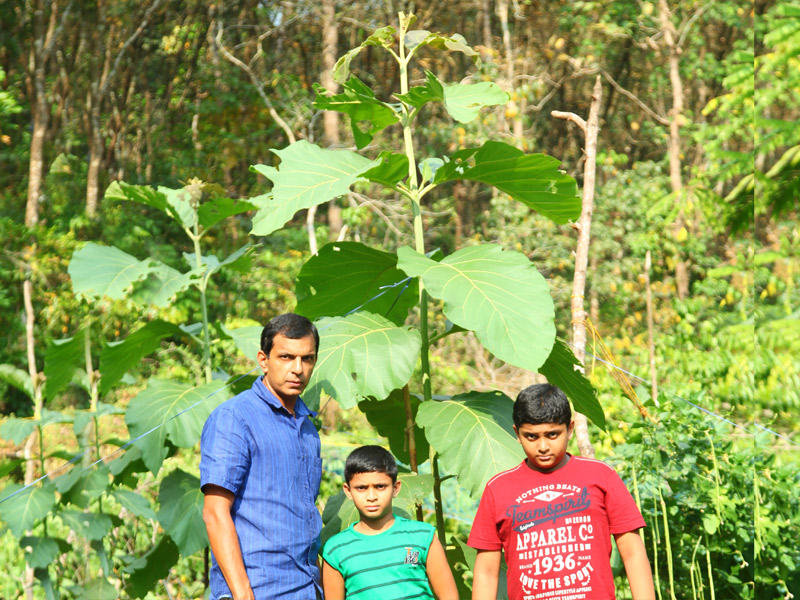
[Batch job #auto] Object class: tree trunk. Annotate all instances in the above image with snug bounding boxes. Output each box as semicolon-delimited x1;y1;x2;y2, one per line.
320;0;343;240
658;0;690;299
552;76;603;459
480;0;493;52
22;279;40;600
85;108;103;218
26;99;47;227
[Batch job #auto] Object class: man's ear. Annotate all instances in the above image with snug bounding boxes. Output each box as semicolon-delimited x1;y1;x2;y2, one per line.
343;482;352;500
567;420;575;439
256;349;269;373
392;480;402;498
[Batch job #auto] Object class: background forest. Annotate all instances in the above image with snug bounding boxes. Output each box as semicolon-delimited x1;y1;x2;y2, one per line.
0;0;797;599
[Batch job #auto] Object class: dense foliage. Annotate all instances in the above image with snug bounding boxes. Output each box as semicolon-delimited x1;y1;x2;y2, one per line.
0;1;796;599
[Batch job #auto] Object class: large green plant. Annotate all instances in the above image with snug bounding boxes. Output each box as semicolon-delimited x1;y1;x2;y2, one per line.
0;179;258;597
239;13;606;567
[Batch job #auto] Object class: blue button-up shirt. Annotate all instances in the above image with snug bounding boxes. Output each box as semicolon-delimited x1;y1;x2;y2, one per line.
200;378;322;600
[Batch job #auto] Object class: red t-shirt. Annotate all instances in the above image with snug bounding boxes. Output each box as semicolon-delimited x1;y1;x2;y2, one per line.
468;455;645;600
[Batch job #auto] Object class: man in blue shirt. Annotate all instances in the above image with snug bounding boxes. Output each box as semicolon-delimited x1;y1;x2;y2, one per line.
201;313;322;599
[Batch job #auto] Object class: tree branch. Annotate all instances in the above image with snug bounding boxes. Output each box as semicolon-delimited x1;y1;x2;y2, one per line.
214;22;297;144
600;70;670;125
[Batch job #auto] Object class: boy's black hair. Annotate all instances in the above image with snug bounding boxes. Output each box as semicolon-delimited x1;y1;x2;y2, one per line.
261;313;320;355
513;383;572;428
344;445;398;484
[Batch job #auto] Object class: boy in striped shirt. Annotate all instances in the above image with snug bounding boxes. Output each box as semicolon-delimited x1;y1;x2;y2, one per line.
322;445;458;600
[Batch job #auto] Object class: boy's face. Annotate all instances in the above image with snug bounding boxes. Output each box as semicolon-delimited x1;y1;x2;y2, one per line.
343;471;401;524
514;421;574;472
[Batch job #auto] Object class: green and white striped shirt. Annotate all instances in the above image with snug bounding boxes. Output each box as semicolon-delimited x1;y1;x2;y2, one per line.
322;515;436;599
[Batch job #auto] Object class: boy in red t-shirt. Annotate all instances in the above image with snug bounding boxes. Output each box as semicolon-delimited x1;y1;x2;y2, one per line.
468;384;655;600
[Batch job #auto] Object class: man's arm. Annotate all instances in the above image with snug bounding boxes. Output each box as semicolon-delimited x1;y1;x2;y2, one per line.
321;558;345;600
615;530;656;599
471;549;502;600
202;485;254;600
425;535;458;600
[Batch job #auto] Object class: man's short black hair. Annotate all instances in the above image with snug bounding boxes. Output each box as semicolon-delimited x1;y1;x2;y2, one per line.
513;383;572;428
344;445;398;484
261;313;319;355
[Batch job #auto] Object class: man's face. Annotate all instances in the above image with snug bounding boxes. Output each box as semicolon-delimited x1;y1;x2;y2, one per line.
257;333;317;406
514;421;574;472
344;471;401;525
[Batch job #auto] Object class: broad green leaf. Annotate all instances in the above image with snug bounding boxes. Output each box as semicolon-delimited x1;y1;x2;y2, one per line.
332;26;396;84
250;141;380;236
99;319;188;394
220;325;264;362
295;242;418;325
358;389;430;466
59;467;110;509
0;457;23;478
538;340;606;430
313;78;400;149
416;392;522;497
0;417;35;445
73;403;123;440
0;363;33;399
157;468;208;556
20;536;60;569
135;263;201;308
35;567;58;600
69;243;156;300
225;373;259;396
58;509;113;541
111;489;157;521
104;181;179;222
395;71;444;109
397;245;556;371
54;465;84;495
161;185;197;228
123;535;180;598
220;324;262;362
703;513;720;535
304;312;422;410
434;141;580;223
444;81;509;123
448;536;478;599
43;330;86;401
74;577;118;600
0;482;56;537
416;31;479;64
126;380;231;474
394;473;434;514
320;489;361;548
360;152;409;187
197;196;256;230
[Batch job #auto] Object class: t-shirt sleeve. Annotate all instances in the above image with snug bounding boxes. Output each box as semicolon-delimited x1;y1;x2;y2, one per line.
604;464;646;534
321;534;343;573
199;404;251;495
467;484;503;550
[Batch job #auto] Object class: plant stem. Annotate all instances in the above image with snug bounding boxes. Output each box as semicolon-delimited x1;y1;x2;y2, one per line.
652;496;663;600
432;454;446;548
192;223;213;383
397;13;438;539
704;431;723;524
690;536;703;600
657;484;677;600
85;329;101;463
704;533;716;600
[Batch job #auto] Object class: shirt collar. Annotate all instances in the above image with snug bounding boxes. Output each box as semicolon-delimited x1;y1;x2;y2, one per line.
251;377;317;418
